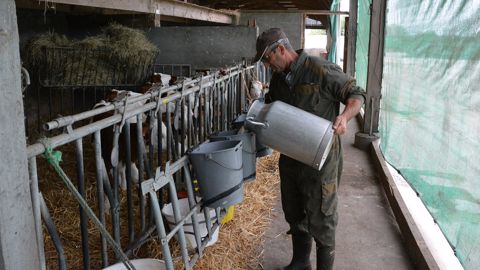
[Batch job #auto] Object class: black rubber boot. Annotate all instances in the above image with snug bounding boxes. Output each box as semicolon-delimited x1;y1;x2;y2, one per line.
316;246;335;270
278;233;312;270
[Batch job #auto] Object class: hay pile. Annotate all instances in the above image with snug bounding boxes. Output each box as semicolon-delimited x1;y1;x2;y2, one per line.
39;140;280;269
22;23;158;86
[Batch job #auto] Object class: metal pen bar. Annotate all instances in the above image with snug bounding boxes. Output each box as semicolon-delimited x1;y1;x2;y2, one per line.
149;191;174;270
172;101;180;161
124;224;156;257
221;81;226;131
212;82;217;132
187;93;192;150
202;205;213;247
182;162;203;256
181;97;186;156
39;193;67;270
207;83;212;136
199;88;205;143
149;110;155;170
227;74;232;124
28;157;46;270
73;138;91;270
231;75;235;121
112;130;121;245
136;114;146;232
166;102;172;162
123;123;135;243
93;131;108;267
168;180;192;270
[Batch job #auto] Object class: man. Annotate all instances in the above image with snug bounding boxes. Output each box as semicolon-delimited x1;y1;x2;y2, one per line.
254;28;365;270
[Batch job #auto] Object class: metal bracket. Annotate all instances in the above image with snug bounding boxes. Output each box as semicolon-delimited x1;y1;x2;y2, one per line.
141;163;174;195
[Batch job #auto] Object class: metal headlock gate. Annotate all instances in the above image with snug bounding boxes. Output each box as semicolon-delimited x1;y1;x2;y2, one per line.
26;63;268;270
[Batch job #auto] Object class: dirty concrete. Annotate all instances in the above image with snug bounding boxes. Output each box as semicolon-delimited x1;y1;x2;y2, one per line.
261;118;414;270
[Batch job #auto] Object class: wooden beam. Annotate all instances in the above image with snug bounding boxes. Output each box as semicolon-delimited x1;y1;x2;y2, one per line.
241;9;349;15
370;142;440;270
33;0;238;24
153;0;238;24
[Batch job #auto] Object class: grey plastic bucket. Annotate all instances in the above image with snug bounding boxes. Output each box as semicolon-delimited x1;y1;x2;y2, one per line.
189;140;244;208
231;114;272;158
210;130;257;182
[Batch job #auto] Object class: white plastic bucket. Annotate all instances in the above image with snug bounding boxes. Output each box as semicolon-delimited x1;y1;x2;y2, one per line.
102;259;166;270
162;198;219;249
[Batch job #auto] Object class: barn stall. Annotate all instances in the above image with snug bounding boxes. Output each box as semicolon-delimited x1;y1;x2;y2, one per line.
15;3;279;268
27;62;273;269
5;0;474;269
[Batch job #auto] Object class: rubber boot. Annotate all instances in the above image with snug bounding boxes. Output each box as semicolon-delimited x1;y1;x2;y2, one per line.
316;246;335;270
278;233;312;270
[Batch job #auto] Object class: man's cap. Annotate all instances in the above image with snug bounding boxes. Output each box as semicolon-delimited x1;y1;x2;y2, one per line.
254;28;288;62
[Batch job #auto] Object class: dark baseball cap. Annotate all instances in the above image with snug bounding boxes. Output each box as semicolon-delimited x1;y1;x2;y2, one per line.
254;28;288;62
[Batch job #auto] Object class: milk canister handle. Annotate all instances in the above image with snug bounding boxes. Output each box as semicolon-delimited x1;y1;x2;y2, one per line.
246;116;269;129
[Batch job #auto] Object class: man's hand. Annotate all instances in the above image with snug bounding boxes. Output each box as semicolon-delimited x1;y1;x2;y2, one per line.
333;98;363;135
333;115;348;135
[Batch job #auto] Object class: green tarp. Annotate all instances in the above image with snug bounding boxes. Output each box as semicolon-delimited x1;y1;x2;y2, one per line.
380;0;480;269
354;0;371;89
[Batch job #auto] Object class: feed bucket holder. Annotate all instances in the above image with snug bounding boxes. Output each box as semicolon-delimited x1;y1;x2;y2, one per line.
162;198;219;249
102;259;166;270
189;140;244;208
210;130;257;182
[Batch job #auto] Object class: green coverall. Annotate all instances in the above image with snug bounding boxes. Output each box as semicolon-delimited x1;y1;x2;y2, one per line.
265;50;366;257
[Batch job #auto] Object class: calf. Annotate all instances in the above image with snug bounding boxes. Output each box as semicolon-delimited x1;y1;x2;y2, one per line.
93;90;147;191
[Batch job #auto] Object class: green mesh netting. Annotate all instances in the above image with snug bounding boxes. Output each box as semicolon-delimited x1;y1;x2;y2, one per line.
354;0;371;89
328;0;340;63
380;0;480;269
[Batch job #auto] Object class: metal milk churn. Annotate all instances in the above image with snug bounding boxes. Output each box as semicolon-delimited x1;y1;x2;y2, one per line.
245;100;334;170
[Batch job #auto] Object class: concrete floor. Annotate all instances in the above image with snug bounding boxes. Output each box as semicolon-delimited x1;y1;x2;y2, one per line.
261;119;414;270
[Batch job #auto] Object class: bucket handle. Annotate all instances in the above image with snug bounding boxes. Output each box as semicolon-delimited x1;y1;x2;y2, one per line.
246;116;269;129
205;154;243;171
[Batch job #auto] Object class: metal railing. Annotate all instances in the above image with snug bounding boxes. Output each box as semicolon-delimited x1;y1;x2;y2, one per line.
26;63;266;270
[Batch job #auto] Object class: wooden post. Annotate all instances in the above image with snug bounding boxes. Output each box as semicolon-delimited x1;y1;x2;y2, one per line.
354;0;385;149
0;0;41;269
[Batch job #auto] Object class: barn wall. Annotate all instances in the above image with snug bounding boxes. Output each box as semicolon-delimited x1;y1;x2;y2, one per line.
239;12;304;50
146;26;258;72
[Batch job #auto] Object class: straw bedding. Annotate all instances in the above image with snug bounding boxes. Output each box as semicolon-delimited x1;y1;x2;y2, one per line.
193;152;280;270
38;140;280;269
